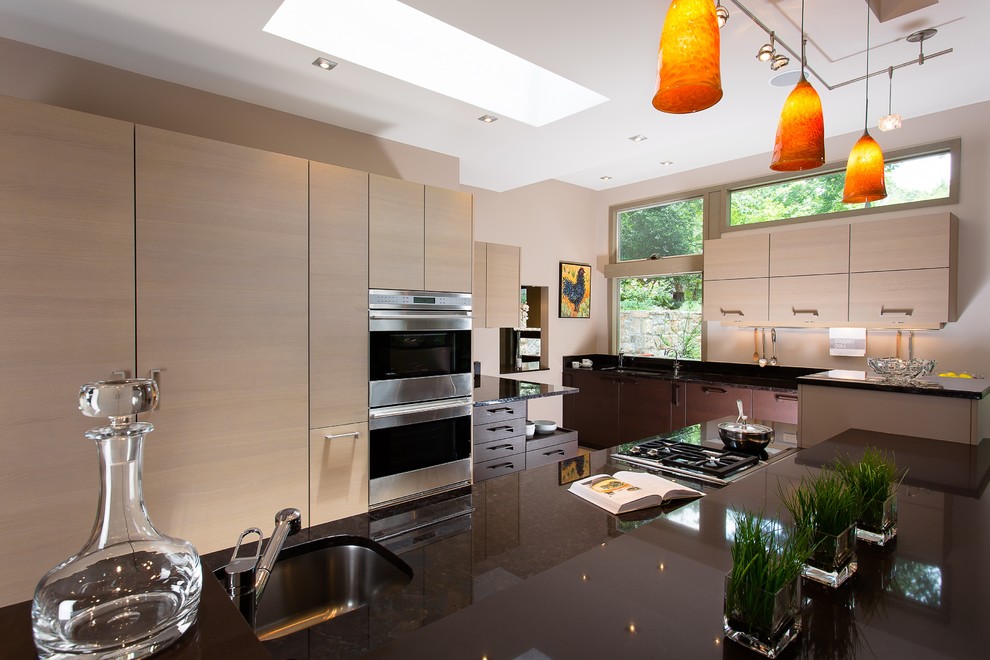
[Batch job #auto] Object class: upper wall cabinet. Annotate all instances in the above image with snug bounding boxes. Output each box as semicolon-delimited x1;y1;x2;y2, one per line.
473;241;521;328
704;232;769;280
702;233;769;322
770;224;849;277
135;126;310;556
0;95;136;606
369;174;473;293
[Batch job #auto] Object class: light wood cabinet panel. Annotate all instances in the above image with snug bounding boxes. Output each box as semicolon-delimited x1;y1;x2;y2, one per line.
473;241;488;328
425;186;473;293
770;224;849;276
770;274;849;323
849;213;956;273
849;269;953;324
702;278;769;322
135;126;309;557
0;96;135;606
704;233;769;280
310;423;369;526
485;242;521;328
311;163;369;429
369;174;425;290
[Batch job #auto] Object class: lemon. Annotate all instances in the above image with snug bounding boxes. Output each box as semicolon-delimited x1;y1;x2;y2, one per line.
939;372;957;377
960;373;973;378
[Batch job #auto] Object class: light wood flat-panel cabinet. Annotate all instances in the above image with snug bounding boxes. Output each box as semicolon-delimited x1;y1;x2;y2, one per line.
370;175;474;293
310;423;369;525
770;274;849;324
135;126;309;556
0;96;135;607
473;241;488;327
311;163;369;429
702;278;769;322
770;224;849;276
849;269;954;324
425;186;473;293
704;233;769;280
483;242;522;328
369;174;425;290
849;213;956;272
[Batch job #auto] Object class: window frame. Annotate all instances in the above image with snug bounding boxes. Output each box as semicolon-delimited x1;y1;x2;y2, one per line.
718;138;960;237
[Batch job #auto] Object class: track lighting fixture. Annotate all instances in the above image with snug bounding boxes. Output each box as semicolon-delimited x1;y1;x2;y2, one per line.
770;53;789;70
757;32;776;62
715;1;729;28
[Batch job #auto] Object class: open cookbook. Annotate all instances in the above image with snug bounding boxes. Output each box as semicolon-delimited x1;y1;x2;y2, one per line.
568;471;704;515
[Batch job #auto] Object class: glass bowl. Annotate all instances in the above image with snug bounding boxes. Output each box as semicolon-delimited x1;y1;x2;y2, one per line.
867;357;937;380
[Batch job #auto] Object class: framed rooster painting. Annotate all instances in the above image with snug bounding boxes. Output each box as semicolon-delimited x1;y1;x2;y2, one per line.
558;261;591;318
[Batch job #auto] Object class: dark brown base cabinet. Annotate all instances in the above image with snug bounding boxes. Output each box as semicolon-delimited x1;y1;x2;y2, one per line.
563;370;797;449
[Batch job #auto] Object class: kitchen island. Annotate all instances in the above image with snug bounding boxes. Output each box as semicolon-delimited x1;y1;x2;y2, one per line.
3;422;987;659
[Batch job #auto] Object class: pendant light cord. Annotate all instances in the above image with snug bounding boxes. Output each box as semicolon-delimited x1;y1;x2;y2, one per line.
887;66;894;114
863;2;870;131
800;0;806;72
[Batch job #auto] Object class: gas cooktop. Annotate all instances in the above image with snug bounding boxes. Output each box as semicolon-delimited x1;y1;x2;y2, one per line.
611;418;798;486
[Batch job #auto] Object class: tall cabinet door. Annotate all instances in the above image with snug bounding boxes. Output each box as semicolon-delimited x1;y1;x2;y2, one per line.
135;126;309;554
369;174;424;290
0;96;135;606
425;186;473;293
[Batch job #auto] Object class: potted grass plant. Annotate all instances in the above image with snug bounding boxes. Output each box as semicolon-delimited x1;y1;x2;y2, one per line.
779;470;859;588
834;447;906;546
724;510;810;658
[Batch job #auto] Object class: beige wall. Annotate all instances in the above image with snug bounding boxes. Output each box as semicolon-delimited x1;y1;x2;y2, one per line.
595;101;990;378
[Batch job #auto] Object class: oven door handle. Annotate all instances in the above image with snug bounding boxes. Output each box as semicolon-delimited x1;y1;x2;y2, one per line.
369;397;473;429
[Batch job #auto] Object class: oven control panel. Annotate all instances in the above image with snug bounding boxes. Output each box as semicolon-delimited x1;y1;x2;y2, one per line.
369;289;472;311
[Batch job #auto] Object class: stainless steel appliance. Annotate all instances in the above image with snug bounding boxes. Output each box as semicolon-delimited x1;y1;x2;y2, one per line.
368;397;473;508
611;418;798;487
369;289;472;408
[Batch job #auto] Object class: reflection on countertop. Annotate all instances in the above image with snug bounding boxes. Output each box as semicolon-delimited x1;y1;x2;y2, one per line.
799;369;990;399
472;374;577;406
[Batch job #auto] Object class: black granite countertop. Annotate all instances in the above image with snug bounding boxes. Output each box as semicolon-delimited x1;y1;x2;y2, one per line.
564;354;819;391
472;374;577;406
799;369;990;400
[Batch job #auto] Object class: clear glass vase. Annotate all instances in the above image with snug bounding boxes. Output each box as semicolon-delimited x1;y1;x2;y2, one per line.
724;573;801;658
802;524;858;588
31;379;202;659
856;492;898;546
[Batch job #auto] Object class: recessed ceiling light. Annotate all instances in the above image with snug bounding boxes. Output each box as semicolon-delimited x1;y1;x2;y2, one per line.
629;135;648;142
660;160;674;166
600;175;613;181
312;57;337;70
478;114;498;123
267;0;608;127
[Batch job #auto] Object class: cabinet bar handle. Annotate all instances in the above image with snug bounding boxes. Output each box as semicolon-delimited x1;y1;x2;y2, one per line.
775;394;799;402
543;449;566;457
672;384;680;407
487;462;514;470
325;431;360;441
487;444;515;451
487;425;515;432
702;386;727;394
486;407;514;414
880;307;914;316
112;370;129;380
719;308;744;316
791;308;819;316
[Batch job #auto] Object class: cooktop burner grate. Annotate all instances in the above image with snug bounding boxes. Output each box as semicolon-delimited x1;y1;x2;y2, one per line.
618;438;759;479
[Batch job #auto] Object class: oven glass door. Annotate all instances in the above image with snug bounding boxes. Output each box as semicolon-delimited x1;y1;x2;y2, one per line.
370;411;472;479
370;328;471;381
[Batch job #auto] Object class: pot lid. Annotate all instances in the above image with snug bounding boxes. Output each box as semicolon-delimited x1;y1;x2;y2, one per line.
718;421;773;434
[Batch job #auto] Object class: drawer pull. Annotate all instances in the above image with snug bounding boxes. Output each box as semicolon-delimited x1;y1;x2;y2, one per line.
487;462;514;470
791;308;819;316
487;425;515;432
702;386;727;394
487;444;515;451
719;308;744;317
325;431;360;441
880;306;914;317
486;407;514;414
543;449;566;457
672;383;680;407
775;394;799;402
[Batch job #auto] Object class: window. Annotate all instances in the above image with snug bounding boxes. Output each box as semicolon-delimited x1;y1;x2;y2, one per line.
617;273;702;359
729;147;953;227
617;197;703;260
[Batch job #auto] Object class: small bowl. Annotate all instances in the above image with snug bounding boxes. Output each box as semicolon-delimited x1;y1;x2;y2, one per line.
533;419;557;434
525;420;536;438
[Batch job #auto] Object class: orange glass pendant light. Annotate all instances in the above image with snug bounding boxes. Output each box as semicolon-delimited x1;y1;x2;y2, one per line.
652;0;723;114
770;0;824;171
843;2;887;203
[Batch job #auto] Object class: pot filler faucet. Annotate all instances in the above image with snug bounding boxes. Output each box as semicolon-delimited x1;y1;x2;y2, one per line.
665;348;681;377
224;507;302;629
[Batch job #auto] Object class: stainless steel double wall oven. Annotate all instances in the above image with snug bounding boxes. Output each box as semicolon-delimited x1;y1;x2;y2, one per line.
368;290;473;508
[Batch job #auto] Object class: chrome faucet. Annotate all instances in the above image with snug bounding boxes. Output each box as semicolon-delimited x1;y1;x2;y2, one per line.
224;507;301;629
665;348;681;377
617;351;626;368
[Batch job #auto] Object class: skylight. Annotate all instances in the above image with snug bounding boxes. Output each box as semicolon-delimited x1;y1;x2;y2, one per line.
264;0;609;127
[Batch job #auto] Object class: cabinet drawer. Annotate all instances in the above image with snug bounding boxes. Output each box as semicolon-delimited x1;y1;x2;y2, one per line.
474;416;526;444
752;389;799;424
310;423;369;526
770;274;848;323
686;383;753;427
474;400;527;425
849;269;952;324
474;435;526;463
474;453;525;481
525;428;577;453
526;439;579;469
702;278;769;322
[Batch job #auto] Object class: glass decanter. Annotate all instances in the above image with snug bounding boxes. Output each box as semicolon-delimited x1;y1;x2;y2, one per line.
32;379;202;659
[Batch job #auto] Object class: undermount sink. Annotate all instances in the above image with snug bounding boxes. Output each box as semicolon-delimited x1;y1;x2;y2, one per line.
215;534;413;641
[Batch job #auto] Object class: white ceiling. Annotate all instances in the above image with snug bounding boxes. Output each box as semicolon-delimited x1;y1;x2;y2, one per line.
0;0;986;192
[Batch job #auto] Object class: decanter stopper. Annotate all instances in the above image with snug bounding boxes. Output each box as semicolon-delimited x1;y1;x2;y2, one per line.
79;378;159;428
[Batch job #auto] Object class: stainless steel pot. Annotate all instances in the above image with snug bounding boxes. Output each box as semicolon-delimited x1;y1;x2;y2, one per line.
718;399;774;452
